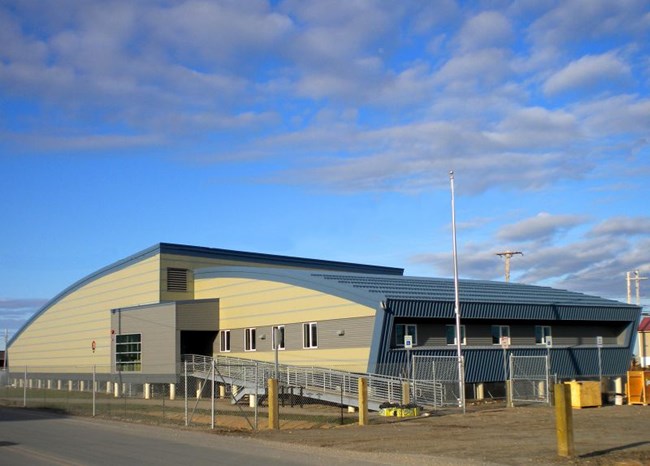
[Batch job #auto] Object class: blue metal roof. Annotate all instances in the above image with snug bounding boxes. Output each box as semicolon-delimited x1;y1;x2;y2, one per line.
196;267;639;320
314;272;635;309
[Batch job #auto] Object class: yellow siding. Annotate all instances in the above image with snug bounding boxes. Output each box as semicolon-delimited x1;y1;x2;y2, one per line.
158;253;326;301
224;348;371;373
196;276;376;371
159;254;269;301
195;277;375;328
9;255;161;373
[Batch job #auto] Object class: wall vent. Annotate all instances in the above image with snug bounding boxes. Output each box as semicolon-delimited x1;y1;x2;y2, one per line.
167;268;188;292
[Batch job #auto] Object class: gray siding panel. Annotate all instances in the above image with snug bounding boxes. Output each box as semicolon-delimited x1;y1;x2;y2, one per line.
318;316;374;350
223;316;374;353
176;299;219;330
111;303;177;375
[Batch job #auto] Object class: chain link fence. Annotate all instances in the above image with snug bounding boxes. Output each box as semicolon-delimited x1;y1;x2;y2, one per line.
0;362;374;431
412;355;465;408
509;355;550;405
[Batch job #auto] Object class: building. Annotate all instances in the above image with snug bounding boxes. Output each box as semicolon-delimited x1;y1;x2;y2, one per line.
8;243;642;389
638;317;650;368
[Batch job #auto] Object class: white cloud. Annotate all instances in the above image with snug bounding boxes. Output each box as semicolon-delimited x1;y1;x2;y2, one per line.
456;11;513;52
574;95;650;136
543;53;632;95
410;213;649;299
528;0;650;48
590;216;650;237
497;212;587;243
433;48;513;90
486;106;579;149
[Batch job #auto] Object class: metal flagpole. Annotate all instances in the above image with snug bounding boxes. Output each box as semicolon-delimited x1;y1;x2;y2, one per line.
449;171;465;412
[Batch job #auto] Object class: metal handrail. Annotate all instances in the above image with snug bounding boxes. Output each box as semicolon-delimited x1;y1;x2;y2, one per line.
184;354;445;408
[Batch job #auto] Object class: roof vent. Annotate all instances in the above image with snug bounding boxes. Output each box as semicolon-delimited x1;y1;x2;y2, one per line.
167;268;188;292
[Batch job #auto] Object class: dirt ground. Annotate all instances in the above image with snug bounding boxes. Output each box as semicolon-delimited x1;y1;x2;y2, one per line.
248;402;650;465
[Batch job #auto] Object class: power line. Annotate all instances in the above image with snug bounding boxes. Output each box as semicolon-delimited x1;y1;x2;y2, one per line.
496;251;523;283
627;270;648;305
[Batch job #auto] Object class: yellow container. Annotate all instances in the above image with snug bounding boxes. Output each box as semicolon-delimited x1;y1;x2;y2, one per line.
627;371;650;406
565;381;602;409
379;407;400;417
399;407;420;417
379;406;420;417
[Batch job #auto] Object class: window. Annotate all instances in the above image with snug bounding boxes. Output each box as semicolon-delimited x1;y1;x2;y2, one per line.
395;323;418;347
115;334;141;372
272;325;285;350
446;325;466;345
535;326;552;345
244;328;256;351
492;325;510;345
167;268;188;292
303;322;318;348
220;330;231;352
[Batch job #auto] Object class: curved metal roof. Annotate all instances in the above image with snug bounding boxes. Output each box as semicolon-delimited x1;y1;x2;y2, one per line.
9;243;403;347
196;266;639;318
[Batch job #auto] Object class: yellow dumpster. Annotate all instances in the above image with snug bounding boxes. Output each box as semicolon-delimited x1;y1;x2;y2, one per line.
627;371;650;406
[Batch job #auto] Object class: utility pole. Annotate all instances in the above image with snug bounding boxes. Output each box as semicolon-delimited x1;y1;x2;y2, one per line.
3;329;7;370
627;270;648;305
496;251;523;283
449;171;465;412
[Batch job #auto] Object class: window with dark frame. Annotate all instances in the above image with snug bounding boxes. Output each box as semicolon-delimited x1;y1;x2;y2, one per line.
445;324;466;345
115;333;141;372
491;325;510;345
395;323;418;347
220;330;231;352
303;322;318;348
244;328;256;351
272;325;285;350
535;325;552;345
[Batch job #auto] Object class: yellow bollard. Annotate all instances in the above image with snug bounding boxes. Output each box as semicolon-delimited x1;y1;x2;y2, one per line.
554;384;575;457
268;378;279;430
401;381;410;406
358;378;368;426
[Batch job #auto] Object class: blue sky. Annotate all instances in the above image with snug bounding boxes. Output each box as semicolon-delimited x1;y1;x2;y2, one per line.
2;0;650;348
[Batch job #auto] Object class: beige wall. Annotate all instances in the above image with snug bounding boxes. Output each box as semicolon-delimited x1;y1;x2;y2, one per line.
640;331;650;367
9;255;161;373
196;276;376;372
112;302;177;375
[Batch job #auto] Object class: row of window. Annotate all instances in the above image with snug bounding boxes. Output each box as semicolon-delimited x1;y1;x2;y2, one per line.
220;322;319;352
115;333;142;372
396;324;553;347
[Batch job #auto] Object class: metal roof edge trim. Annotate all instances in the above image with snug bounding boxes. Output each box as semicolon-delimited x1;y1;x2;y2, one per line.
160;242;404;276
8;244;163;347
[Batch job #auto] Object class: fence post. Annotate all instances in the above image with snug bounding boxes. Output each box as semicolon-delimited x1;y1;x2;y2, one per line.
184;360;188;427
268;378;279;430
507;354;514;407
554;383;575;457
211;361;215;430
92;365;96;417
23;367;27;407
401;381;410;405
358;377;368;426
